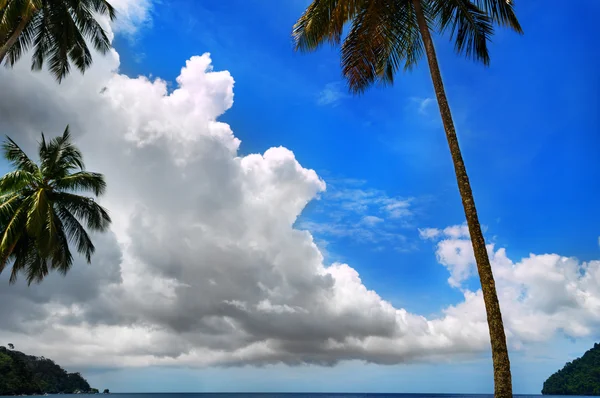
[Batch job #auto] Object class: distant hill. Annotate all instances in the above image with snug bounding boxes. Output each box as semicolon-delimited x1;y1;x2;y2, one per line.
542;342;600;395
0;346;99;395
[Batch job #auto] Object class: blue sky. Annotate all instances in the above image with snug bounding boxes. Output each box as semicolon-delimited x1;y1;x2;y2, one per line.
1;0;599;394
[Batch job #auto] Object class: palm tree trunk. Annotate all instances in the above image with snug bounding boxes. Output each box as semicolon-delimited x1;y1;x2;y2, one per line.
411;0;512;397
0;17;30;65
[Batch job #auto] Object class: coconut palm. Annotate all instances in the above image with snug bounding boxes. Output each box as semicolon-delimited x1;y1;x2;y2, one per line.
0;0;116;82
0;126;111;285
292;1;521;397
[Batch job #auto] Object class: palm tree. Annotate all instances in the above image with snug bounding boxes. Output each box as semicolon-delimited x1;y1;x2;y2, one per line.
292;1;521;397
0;0;116;82
0;126;111;285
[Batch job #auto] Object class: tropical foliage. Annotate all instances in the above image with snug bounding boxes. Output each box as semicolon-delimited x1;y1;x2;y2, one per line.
0;345;97;395
292;1;521;397
542;343;600;396
0;0;116;82
293;0;521;93
0;127;111;285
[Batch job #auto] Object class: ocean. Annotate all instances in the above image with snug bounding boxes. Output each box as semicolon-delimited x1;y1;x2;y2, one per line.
1;394;593;398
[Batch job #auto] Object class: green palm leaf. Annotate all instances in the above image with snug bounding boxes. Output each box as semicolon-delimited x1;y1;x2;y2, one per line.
0;0;116;82
2;136;40;175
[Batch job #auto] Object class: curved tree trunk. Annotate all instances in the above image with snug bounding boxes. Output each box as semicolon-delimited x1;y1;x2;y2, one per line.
0;17;30;65
411;0;512;397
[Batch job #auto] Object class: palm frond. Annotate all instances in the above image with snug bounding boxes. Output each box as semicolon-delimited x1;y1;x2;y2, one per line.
0;170;37;195
48;212;73;275
54;192;111;232
24;244;49;285
57;204;94;263
25;188;48;238
8;235;39;284
30;0;50;71
4;10;38;66
293;0;521;93
472;0;522;33
54;171;106;196
293;0;365;51
0;196;29;271
340;0;430;93
89;0;116;21
39;126;85;180
71;0;112;54
0;194;24;220
0;0;38;39
2;136;40;174
432;0;493;65
5;0;115;82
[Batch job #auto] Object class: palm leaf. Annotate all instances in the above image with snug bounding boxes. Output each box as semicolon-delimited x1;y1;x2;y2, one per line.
473;0;522;33
2;136;40;174
39;126;84;179
3;0;115;82
57;204;94;263
293;0;365;51
340;0;431;93
54;171;106;196
432;0;494;65
54;192;111;232
48;212;72;275
0;196;29;271
0;170;37;195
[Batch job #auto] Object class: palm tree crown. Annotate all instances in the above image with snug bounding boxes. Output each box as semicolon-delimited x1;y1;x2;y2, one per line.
0;126;111;285
0;0;116;82
293;0;522;93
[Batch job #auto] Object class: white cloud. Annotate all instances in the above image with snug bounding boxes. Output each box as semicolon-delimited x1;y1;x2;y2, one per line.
110;0;153;40
1;15;600;373
384;199;412;219
419;228;441;240
361;216;384;227
443;224;470;239
436;237;477;287
419;224;471;241
317;82;347;107
410;97;436;116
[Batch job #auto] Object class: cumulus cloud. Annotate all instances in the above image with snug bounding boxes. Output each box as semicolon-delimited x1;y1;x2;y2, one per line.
0;9;600;372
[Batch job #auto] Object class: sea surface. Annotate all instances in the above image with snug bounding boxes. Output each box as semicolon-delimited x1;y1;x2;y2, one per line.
2;394;596;398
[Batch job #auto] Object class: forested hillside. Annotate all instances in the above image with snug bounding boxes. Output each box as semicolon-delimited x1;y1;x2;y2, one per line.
542;343;600;395
0;346;98;395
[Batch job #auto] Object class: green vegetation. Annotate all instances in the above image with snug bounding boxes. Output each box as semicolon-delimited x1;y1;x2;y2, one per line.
291;1;522;397
0;127;111;285
0;345;98;395
542;342;600;395
0;0;116;82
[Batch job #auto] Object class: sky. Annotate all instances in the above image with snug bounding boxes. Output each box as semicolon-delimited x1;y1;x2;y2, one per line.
0;0;598;394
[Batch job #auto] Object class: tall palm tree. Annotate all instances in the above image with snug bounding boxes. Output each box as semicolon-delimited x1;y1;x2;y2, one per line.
293;1;521;397
0;0;116;82
0;126;111;285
